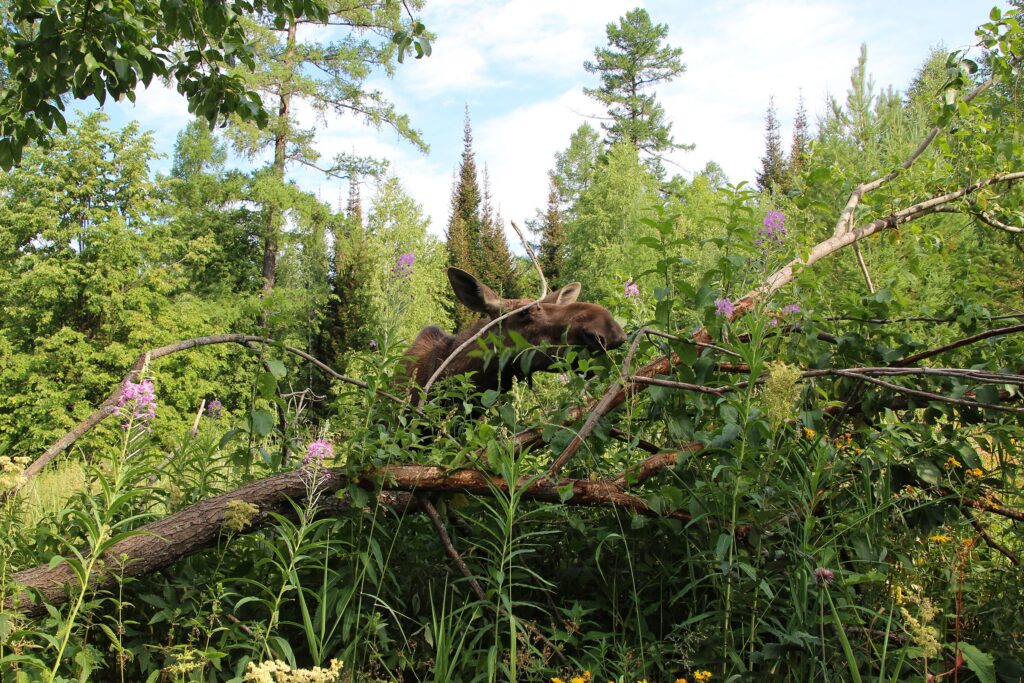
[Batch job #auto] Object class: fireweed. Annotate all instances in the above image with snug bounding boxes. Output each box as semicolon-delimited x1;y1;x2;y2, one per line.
755;211;787;253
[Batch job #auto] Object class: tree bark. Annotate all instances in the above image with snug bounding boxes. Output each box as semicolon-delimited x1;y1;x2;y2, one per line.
10;460;707;616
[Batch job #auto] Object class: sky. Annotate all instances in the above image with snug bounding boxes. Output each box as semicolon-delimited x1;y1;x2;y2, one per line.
92;0;999;242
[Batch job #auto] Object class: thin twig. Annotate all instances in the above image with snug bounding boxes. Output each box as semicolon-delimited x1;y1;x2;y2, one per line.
833;370;1024;413
419;494;566;662
961;507;1021;566
19;335;402;487
421;219;549;399
894;323;1024;366
852;242;876;293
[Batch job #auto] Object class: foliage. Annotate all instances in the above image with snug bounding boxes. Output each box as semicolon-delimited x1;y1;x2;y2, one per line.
446;109;518;329
2;6;1024;683
583;7;692;171
756;96;787;194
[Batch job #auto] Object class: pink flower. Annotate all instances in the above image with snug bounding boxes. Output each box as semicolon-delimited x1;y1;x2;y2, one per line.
714;297;734;317
623;278;641;300
304;439;334;465
114;379;157;429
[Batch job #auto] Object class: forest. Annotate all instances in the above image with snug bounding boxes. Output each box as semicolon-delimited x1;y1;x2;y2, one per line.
0;1;1022;681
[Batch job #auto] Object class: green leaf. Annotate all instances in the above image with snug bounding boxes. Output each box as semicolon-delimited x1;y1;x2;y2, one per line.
959;642;995;683
250;409;275;437
914;460;942;486
266;358;287;379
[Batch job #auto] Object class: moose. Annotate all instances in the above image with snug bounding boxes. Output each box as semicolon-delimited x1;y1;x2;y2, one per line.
404;268;627;404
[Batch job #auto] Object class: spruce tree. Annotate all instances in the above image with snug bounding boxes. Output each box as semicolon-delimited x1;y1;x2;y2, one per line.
537;173;567;285
445;108;485;328
317;176;374;377
479;165;518;297
788;91;810;181
756;96;788;194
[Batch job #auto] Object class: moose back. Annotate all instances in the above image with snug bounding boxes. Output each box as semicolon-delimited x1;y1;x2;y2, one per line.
403;268;627;404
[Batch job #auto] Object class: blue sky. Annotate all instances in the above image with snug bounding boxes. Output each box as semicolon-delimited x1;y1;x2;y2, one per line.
92;0;998;240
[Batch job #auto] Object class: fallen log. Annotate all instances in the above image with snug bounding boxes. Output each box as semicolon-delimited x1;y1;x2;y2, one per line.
10;458;708;617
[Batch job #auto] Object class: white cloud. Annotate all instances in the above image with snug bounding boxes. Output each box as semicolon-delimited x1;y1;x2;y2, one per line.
475;89;603;239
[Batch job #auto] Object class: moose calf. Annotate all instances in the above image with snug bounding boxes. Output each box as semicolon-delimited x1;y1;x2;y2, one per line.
404;268;627;404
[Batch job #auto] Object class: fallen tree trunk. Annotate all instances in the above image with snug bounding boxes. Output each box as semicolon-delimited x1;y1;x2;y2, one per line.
10;458;706;617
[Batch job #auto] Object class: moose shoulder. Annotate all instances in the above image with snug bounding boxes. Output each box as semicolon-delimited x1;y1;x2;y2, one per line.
404;268;627;404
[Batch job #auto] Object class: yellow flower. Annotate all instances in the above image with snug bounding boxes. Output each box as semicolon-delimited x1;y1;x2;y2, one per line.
929;533;952;543
694;672;713;683
676;679;689;683
967;468;983;478
803;427;816;439
551;678;564;683
584;674;591;681
945;456;962;469
571;678;584;683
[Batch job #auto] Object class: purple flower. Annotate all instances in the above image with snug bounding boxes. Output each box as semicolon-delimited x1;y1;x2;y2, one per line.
304;439;334;465
814;567;835;586
623;278;641;300
763;211;786;232
207;399;223;419
393;252;415;278
114;379;156;429
757;211;788;251
781;303;801;315
369;339;378;351
714;297;734;318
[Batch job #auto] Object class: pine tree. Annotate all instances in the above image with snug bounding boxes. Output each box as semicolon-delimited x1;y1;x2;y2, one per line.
445;108;486;328
537;173;567;284
479;165;518;296
316;176;373;377
788;91;810;181
756;96;788;194
583;7;691;174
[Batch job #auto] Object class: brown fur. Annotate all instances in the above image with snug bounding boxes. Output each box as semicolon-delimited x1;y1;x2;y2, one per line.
404;269;627;404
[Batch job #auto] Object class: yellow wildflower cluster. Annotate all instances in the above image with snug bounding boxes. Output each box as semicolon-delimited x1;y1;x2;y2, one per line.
803;427;816;440
928;533;953;543
244;659;343;683
694;672;713;683
967;467;983;478
0;455;31;491
944;456;962;469
223;499;261;534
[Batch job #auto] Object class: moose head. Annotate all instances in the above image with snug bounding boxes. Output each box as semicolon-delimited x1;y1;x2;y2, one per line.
404;268;627;404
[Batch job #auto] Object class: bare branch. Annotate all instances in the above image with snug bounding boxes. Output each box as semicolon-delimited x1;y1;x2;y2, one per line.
9;461;733;616
736;171;1024;315
830;76;995;237
852;242;876;293
420;220;549;398
962;507;1021;566
19;335;401;488
933;205;1024;233
895;323;1024;366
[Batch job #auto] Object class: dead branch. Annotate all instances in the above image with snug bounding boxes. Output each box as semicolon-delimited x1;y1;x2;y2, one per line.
894;323;1024;366
852;242;876;293
932;205;1024;233
961;507;1021;566
19;335;397;489
9;460;718;617
830;75;994;237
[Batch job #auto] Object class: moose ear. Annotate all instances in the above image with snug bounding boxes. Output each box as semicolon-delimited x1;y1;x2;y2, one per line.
542;282;581;305
448;268;501;317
